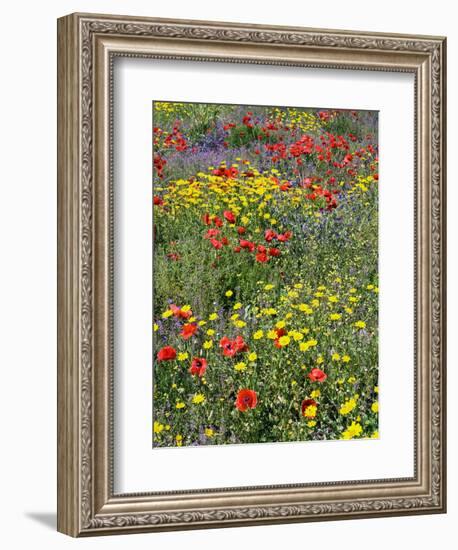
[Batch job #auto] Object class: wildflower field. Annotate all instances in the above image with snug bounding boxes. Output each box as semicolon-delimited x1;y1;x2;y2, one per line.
152;102;379;447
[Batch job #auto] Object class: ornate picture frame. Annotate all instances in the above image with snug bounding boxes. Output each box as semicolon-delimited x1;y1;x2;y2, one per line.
57;12;446;536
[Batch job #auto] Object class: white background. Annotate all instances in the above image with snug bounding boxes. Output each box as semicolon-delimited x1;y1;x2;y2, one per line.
0;1;454;548
115;59;414;492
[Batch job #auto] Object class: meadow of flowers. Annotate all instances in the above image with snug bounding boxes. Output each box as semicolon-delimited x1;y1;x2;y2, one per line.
152;101;379;448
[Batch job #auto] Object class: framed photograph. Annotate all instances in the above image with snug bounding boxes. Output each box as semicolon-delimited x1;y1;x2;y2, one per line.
57;13;446;536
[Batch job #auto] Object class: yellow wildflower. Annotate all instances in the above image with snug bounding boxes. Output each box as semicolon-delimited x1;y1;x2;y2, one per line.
303;405;317;418
299;303;313;314
234;361;247;372
278;335;291;346
153;421;164;433
192;394;205;405
339;397;358;415
341;421;363;440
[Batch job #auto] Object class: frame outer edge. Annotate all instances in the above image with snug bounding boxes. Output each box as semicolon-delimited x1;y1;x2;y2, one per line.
439;37;446;512
56;12;447;536
57;14;82;537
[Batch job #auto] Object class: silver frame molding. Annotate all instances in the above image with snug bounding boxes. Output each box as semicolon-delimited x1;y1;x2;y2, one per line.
57;12;446;537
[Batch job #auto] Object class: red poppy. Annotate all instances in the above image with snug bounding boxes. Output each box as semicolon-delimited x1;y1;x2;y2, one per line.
220;336;238;357
242;115;253;128
153;154;167;179
301;398;318;417
264;229;277;242
221;237;229;246
237;226;246;235
233;246;241;253
257;244;266;253
277;231;292;242
210;238;223;249
153;195;164;206
255;252;269;263
204;228;220;239
275;327;287;337
180;323;198;339
280;182;292;191
235;389;258;411
189;357;208;377
240;239;255;252
202;212;212;225
223;210;236;224
233;335;248;352
157;346;176;362
166;253;180;261
268;247;281;257
219;335;248;357
308;368;327;382
213;216;224;228
170;304;192;320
